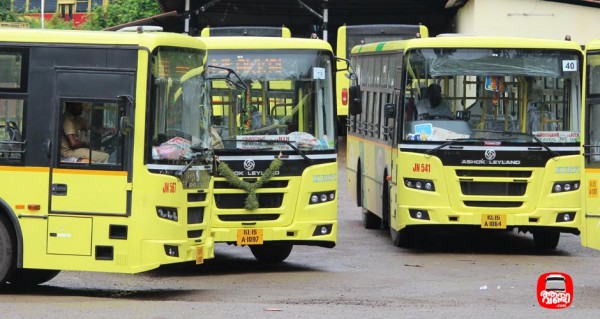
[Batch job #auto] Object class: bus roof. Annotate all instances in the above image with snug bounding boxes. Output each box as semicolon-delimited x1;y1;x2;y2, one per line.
586;38;600;51
340;24;429;38
0;28;206;51
200;26;291;37
351;36;583;54
197;36;332;51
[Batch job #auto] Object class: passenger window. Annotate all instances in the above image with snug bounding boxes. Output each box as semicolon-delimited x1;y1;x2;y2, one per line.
0;98;25;161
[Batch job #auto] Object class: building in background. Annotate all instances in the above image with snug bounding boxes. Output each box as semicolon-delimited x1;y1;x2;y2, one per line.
10;0;109;26
447;0;600;43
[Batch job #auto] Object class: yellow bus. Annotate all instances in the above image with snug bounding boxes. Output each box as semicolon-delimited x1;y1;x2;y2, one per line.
336;24;429;129
581;39;600;250
0;28;215;286
200;26;292;38
200;36;338;262
346;35;583;249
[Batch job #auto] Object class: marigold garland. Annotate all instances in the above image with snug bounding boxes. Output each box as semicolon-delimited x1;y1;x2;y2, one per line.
218;158;283;210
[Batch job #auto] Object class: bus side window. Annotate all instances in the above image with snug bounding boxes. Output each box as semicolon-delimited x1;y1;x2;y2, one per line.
0;98;25;161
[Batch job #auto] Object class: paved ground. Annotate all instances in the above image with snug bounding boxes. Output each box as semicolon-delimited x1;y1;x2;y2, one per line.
1;138;599;318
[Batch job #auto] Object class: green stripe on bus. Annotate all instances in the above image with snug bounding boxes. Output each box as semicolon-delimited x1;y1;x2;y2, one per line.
376;43;385;51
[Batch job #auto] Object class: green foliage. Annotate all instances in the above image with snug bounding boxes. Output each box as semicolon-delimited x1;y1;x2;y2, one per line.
218;158;283;210
79;0;161;30
0;0;23;22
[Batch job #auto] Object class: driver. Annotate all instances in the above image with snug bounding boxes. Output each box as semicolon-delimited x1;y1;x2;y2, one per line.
416;83;452;120
61;102;110;163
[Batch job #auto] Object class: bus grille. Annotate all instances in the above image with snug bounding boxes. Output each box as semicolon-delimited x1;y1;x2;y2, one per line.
214;194;284;208
460;181;526;196
187;192;207;202
214;180;289;189
188;207;204;224
463;201;523;207
187;230;203;238
218;214;280;222
456;170;532;178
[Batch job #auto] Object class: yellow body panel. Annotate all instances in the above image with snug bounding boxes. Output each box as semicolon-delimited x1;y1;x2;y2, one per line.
582;39;600;250
0;29;214;278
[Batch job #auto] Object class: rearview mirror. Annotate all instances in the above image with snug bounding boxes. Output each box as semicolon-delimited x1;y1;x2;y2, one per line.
348;85;362;115
384;103;396;119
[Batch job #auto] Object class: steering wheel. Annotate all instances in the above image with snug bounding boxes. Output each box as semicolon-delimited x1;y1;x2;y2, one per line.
100;131;120;154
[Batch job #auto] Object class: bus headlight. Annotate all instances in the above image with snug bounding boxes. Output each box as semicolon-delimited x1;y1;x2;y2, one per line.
157;206;179;222
556;212;576;223
409;209;430;220
552;181;580;193
309;191;336;204
404;178;435;192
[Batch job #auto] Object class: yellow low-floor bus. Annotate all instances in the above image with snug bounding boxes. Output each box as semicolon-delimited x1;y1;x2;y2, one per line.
581;38;600;250
346;35;584;249
336;24;429;129
200;36;338;262
0;28;215;286
200;26;292;37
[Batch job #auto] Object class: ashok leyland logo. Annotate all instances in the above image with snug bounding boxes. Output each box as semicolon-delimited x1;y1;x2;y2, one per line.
537;272;573;309
243;159;256;171
461;149;520;165
484;149;496;160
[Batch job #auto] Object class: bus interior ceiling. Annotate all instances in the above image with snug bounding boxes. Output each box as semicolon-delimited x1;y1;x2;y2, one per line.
150;0;455;41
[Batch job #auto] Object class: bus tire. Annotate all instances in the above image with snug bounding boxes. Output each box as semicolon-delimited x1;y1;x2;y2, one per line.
0;217;16;285
390;227;414;248
356;162;362;207
381;177;390;230
8;269;61;286
362;209;382;229
533;230;560;250
249;243;293;263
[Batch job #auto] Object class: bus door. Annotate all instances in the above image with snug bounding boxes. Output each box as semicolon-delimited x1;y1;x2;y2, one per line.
583;45;600;250
49;70;135;217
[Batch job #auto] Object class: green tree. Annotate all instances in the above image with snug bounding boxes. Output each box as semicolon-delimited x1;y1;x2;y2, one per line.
0;0;23;22
80;0;160;30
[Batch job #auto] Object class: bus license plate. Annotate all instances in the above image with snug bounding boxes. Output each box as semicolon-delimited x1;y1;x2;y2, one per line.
481;214;506;229
237;228;264;245
196;246;204;265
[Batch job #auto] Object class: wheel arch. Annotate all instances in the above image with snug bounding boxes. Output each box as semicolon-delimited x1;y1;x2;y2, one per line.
0;197;24;268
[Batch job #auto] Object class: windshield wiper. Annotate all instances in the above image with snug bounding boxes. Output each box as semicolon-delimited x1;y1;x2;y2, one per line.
224;138;313;164
471;129;560;157
177;147;212;178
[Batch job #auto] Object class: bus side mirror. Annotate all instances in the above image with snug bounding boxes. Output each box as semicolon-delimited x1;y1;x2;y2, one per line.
348;85;362;115
384;103;396;119
118;95;134;135
119;116;132;136
335;56;350;72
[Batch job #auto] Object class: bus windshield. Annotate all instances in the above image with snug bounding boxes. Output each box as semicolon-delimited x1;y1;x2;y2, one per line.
208;49;336;152
149;47;211;162
401;48;582;144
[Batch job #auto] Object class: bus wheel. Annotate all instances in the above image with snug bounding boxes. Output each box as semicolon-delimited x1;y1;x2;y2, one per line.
8;269;61;286
533;230;560;250
362;209;382;230
0;218;16;285
390;226;414;248
249;243;293;263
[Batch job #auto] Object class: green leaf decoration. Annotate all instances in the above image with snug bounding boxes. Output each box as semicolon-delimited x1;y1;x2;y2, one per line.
218;158;283;210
